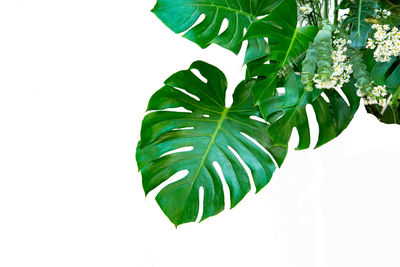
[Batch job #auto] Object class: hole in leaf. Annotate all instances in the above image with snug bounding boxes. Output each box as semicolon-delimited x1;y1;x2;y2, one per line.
336;88;350;106
202;114;210;118
145;107;192;115
321;93;330;103
174;87;200;101
289;127;300;150
159;146;194;158
195;186;204;223
250;115;267;124
305;104;319;148
240;132;278;168
228;146;256;194
190;69;208;84
146;170;189;199
218;18;229;35
277;87;285;95
172;126;195;131
213;161;231;210
166;107;193;113
184;14;206;35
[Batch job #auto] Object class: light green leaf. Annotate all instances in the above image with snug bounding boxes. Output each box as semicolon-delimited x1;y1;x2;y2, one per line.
136;61;287;226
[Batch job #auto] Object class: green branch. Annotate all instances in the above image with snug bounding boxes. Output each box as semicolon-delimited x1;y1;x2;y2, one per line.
334;0;339;25
324;0;329;20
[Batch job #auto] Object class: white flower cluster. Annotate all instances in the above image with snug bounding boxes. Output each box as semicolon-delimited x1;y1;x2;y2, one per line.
299;4;312;15
363;85;390;106
313;38;353;90
366;24;400;62
337;15;347;24
375;9;391;19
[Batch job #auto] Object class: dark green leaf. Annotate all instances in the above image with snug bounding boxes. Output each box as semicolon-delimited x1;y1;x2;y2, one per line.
136;61;287;226
378;0;400;27
244;0;318;104
341;0;378;48
259;71;360;149
152;0;281;63
365;53;400;124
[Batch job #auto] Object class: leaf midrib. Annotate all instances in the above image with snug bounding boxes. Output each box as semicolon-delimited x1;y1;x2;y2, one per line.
280;27;298;69
192;107;228;180
255;26;300;104
175;107;229;223
357;0;363;38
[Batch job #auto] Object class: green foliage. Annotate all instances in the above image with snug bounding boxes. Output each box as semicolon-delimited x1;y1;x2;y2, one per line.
351;49;373;94
365;94;400;124
258;71;360;149
379;0;400;26
314;22;334;80
138;0;400;225
364;51;400;124
341;0;379;48
152;0;281;64
244;0;318;104
137;61;287;226
301;45;317;91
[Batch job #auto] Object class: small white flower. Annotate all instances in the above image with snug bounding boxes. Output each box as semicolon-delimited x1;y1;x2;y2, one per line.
367;24;400;62
299;4;312;15
312;38;352;91
375;9;392;19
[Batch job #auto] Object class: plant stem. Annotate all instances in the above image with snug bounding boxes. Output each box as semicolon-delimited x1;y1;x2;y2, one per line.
382;85;400;115
324;0;329;20
312;1;322;21
334;0;339;25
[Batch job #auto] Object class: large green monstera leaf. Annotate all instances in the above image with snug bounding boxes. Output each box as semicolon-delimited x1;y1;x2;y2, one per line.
341;0;378;48
244;0;318;104
364;53;400;124
136;61;287;226
151;0;281;63
258;71;360;149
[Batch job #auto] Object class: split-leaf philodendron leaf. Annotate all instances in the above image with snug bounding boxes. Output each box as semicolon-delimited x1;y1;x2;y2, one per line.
136;61;287;226
259;71;360;149
341;0;379;48
244;0;319;105
138;0;400;225
151;0;281;64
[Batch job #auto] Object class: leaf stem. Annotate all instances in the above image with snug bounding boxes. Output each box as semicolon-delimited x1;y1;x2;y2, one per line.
382;85;400;115
324;0;329;20
334;0;339;25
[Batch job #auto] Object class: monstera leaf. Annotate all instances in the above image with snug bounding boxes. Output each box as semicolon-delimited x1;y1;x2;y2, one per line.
258;71;360;149
152;0;282;63
341;0;378;48
244;0;318;105
136;61;287;226
364;54;400;124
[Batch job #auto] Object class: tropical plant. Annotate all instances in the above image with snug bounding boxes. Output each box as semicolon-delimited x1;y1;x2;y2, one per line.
137;0;400;226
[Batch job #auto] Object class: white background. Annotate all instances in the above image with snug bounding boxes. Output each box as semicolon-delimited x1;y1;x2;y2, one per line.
1;1;400;266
